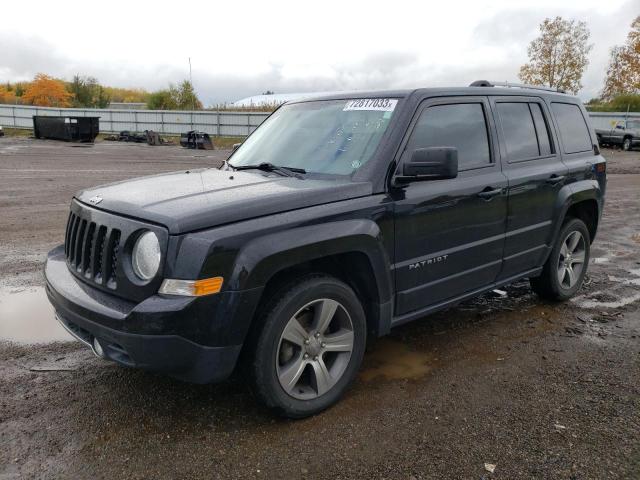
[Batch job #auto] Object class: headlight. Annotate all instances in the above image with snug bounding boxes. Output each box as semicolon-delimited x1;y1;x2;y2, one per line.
132;231;161;280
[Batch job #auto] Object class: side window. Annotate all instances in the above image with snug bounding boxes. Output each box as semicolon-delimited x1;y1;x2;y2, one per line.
407;103;491;169
551;102;592;154
529;103;553;156
496;103;539;161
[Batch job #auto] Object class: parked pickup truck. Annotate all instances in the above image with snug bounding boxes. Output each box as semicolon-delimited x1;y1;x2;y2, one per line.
596;119;640;151
45;81;606;418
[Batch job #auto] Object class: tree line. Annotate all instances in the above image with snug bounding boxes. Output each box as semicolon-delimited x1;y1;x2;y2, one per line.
0;75;202;110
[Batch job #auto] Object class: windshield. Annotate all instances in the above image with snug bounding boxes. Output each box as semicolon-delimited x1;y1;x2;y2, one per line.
228;98;398;175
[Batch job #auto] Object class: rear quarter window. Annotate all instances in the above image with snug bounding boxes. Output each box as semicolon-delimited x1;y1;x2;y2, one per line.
551;102;592;154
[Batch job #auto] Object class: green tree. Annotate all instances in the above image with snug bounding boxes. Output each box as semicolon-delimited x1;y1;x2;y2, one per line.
14;83;25;97
146;80;202;110
67;75;111;108
175;80;202;110
147;89;177;110
519;17;593;94
587;93;640;112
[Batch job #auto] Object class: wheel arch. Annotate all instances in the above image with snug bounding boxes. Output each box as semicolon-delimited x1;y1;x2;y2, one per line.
230;220;394;339
565;199;599;242
551;180;603;247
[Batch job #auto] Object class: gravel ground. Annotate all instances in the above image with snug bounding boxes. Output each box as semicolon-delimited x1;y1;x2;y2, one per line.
0;138;639;479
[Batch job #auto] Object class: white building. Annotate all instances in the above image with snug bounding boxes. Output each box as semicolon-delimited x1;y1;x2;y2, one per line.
232;92;343;107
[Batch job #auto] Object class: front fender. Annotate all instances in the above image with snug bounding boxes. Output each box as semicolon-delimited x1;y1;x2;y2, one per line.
227;219;393;303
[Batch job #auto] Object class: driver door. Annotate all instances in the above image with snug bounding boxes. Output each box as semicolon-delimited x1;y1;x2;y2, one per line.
392;97;508;319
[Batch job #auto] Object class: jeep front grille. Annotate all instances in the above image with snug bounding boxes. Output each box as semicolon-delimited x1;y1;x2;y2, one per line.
64;212;121;289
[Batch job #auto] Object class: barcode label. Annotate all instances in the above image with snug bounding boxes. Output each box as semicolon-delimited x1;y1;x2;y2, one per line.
343;98;398;112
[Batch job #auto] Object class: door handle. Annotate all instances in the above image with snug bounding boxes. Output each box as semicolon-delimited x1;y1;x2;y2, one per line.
546;175;566;185
477;187;503;200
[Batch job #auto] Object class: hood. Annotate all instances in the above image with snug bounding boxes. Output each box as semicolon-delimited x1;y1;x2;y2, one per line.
76;168;372;234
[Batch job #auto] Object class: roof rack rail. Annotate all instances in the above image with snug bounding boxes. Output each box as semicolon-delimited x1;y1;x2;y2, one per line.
469;80;566;94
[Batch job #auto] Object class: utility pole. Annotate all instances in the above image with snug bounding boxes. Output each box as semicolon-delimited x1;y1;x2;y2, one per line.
188;57;195;111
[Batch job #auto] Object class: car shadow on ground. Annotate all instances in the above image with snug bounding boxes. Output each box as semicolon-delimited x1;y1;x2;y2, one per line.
63;279;559;433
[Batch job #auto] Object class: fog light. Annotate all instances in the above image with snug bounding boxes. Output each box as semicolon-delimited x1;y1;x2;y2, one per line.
93;337;105;358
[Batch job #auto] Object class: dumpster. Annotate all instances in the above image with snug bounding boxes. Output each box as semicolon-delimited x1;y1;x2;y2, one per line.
180;130;213;150
33;116;99;142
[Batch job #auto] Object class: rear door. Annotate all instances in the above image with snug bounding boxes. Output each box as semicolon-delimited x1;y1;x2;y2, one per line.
392;97;508;318
490;96;567;280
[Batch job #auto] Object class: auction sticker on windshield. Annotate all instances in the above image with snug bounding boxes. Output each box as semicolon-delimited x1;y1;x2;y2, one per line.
343;98;397;111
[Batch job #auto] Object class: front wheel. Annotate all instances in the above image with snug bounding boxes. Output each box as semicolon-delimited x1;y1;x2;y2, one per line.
623;137;632;151
248;275;366;418
530;218;590;301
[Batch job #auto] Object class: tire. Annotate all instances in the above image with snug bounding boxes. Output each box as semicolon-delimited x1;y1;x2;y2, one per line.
247;275;366;418
623;137;632;151
530;218;590;301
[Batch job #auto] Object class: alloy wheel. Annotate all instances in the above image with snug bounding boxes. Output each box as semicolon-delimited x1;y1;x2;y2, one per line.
557;230;586;289
276;298;354;400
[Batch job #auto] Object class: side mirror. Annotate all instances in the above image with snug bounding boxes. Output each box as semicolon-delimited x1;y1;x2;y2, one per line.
232;142;242;152
398;147;458;182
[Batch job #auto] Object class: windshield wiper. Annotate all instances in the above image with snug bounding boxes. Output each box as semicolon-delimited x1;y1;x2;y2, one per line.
232;162;306;178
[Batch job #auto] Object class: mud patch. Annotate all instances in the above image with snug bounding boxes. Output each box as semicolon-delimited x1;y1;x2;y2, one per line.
360;339;433;382
0;287;72;343
631;233;640;244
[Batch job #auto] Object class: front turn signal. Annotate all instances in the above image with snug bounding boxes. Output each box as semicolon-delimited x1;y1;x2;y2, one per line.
159;277;224;296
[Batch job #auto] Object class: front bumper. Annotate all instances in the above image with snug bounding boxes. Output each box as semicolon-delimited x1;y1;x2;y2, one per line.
45;245;261;383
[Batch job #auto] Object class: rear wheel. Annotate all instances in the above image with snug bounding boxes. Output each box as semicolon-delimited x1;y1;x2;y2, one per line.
248;275;366;418
530;218;590;301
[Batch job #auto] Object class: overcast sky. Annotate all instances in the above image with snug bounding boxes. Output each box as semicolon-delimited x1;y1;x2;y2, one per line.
0;0;635;105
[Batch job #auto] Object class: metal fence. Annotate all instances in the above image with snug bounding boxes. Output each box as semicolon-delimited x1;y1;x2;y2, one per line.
0;103;638;137
0;104;270;137
587;111;640;130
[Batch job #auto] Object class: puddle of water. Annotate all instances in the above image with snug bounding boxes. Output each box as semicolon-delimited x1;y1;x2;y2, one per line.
360;339;433;382
607;275;640;286
576;293;640;309
0;287;73;343
592;257;610;264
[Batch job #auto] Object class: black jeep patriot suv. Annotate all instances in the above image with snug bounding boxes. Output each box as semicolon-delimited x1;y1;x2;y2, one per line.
45;81;606;417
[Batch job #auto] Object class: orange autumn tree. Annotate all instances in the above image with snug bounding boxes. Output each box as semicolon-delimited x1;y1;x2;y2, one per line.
22;74;73;107
0;85;17;104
